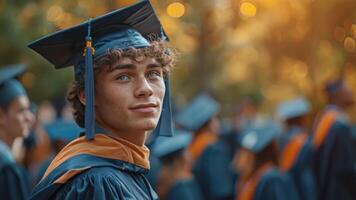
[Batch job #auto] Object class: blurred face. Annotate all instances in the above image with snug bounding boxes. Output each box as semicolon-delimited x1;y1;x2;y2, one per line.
234;148;255;177
337;85;354;108
0;96;35;141
94;56;165;139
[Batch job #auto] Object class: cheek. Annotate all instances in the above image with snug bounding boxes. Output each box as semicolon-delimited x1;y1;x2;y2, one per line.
152;80;166;100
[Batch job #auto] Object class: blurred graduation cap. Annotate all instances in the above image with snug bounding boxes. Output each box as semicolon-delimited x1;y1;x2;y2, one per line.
44;119;83;143
240;119;281;153
28;0;173;139
277;97;310;120
152;129;192;158
0;64;27;107
175;94;220;132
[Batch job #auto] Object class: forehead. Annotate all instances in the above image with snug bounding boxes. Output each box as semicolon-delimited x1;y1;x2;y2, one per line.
117;56;158;65
6;96;30;111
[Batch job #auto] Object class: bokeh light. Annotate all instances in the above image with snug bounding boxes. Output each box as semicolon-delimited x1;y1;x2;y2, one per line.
46;5;64;23
239;1;257;18
167;2;185;18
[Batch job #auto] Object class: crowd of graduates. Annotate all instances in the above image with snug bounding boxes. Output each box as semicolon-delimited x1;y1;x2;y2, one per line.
0;0;356;199
1;63;356;199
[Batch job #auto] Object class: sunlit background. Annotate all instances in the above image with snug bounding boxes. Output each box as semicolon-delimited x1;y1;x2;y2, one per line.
1;0;356;119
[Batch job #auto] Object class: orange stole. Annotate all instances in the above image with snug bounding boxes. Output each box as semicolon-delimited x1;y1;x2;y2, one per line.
279;133;307;171
312;110;340;149
188;131;217;162
42;134;150;184
236;163;273;200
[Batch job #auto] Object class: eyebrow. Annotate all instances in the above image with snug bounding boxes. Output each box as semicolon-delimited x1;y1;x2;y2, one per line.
111;62;162;71
112;63;136;70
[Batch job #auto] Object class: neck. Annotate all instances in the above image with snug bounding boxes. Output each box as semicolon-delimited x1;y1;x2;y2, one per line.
96;123;148;146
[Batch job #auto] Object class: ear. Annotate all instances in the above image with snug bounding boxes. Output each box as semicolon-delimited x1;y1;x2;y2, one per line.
78;90;86;106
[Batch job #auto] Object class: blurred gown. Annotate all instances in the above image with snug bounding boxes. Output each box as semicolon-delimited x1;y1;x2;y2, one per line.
193;132;238;200
0;140;29;200
30;134;158;200
237;163;299;200
165;178;203;200
188;131;217;162
278;126;316;200
312;105;356;200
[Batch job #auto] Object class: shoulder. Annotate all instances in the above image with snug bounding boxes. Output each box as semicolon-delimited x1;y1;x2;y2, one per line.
54;166;157;200
53;167;125;199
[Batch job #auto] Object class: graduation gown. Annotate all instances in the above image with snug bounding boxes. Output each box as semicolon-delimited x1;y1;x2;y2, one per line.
0;140;29;200
237;164;299;200
193;133;238;200
30;134;158;200
278;127;316;200
312;106;356;200
165;178;203;200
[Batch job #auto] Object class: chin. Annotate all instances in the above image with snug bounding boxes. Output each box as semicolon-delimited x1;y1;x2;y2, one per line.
136;119;159;131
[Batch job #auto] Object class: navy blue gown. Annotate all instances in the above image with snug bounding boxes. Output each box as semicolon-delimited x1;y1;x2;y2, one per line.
0;141;29;200
165;178;203;200
313;114;356;200
193;133;238;200
30;134;158;200
278;126;317;200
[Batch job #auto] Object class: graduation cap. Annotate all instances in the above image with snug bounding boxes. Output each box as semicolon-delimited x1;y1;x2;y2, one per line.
152;129;192;158
44;119;83;142
0;64;27;107
240;119;281;153
277;97;310;120
175;93;220;132
28;0;173;139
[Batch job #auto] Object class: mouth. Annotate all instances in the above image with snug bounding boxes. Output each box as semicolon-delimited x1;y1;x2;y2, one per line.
129;103;158;113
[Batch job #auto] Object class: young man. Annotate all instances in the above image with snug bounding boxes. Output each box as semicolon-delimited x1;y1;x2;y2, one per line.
277;97;316;200
312;80;356;200
0;64;34;199
28;1;175;199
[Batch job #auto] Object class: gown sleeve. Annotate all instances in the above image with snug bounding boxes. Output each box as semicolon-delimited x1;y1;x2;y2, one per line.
255;170;299;200
53;170;125;200
0;162;29;200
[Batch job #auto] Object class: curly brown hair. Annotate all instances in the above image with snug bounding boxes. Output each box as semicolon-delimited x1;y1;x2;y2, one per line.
67;40;176;127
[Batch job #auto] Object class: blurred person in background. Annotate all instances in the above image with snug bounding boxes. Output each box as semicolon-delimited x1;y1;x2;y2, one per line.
175;93;220;163
312;79;356;200
154;129;203;200
0;64;35;199
32;118;82;184
192;117;240;199
233;119;299;200
276;97;316;200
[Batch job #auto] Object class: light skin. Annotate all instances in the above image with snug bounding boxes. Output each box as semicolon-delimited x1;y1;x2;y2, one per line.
79;56;165;146
0;96;35;147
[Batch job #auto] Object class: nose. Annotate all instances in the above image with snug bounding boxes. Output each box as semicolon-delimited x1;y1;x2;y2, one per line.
134;76;153;98
25;110;35;128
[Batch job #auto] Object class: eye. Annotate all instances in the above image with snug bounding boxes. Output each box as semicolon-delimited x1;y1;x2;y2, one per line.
116;74;130;81
146;70;162;79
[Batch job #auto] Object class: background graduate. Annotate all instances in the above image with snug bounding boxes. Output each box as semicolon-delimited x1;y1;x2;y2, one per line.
153;129;203;200
276;97;316;200
233;119;299;200
0;64;35;200
28;1;176;199
312;80;356;200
